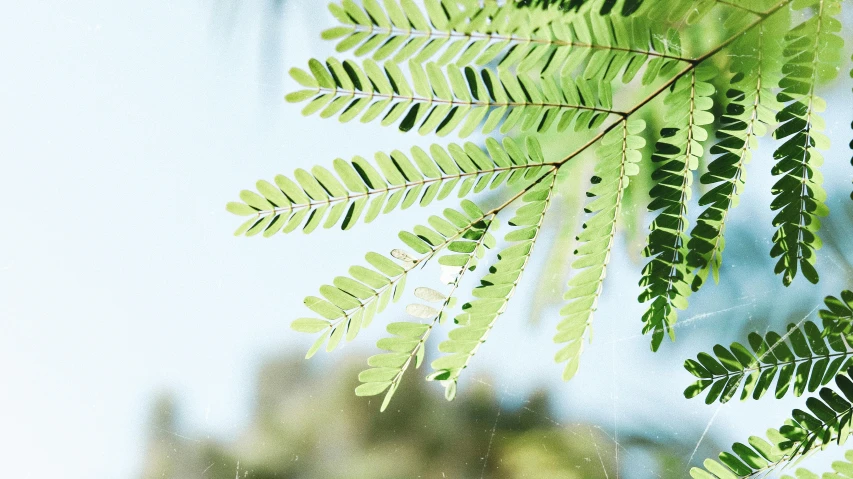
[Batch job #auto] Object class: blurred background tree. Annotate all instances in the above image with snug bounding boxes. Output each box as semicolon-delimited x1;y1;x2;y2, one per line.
138;353;701;478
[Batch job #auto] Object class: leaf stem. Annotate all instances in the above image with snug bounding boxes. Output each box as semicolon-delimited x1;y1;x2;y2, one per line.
341;24;692;63
251;162;550;218
309;85;624;115
705;350;853;382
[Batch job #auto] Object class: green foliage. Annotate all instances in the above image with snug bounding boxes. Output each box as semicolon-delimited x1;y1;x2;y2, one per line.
554;118;645;379
429;171;558;398
638;64;716;351
356;202;497;409
286;58;616;137
691;366;853;478
684;320;853;404
228;137;550;235
228;0;852;439
293;250;412;357
689;289;853;475
769;0;843;286
321;0;687;80
686;22;783;292
139;355;652;478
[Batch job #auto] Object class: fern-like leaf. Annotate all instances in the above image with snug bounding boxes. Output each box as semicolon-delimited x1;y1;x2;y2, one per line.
686;290;853;404
639;64;716;351
428;170;558;398
291;199;496;355
684;321;853;404
356;217;496;410
554;118;646;380
286;58;617;137
291;251;412;357
686;23;782;291
322;0;688;81
692;366;853;478
769;0;843;286
227;137;549;235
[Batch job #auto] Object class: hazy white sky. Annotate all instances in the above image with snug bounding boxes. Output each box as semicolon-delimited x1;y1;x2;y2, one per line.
1;2;851;478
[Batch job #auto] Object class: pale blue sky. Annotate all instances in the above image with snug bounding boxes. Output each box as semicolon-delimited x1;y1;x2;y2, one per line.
1;2;852;478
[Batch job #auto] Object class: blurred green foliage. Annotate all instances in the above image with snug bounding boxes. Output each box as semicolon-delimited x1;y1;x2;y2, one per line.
139;354;692;478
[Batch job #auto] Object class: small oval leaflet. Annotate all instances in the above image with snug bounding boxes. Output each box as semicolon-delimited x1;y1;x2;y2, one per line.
406;303;440;318
414;287;446;303
291;317;331;333
390;248;417;263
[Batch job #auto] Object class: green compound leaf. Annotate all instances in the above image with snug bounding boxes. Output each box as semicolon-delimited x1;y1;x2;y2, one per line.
294;199;500;358
295;251;413;357
692;366;853;478
639;63;716;351
429;171;558;397
554;118;646;381
286;59;617;137
228;0;853;416
684;319;853;405
686;21;783;292
322;0;689;81
769;0;843;287
357;215;496;411
227;137;550;236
